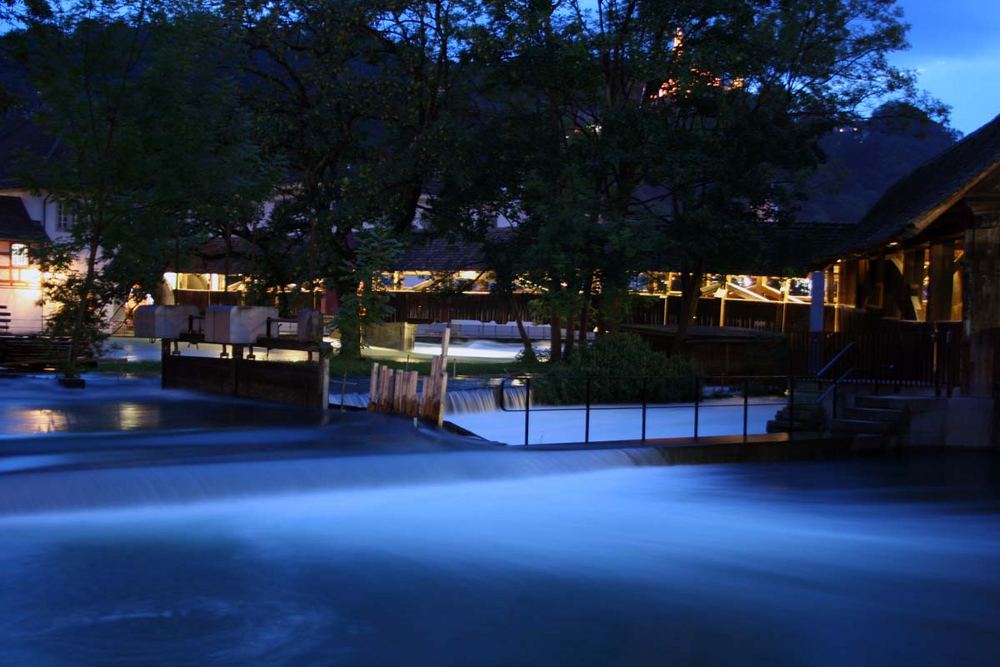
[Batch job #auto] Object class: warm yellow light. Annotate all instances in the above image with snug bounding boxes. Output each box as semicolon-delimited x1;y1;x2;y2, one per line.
21;268;41;286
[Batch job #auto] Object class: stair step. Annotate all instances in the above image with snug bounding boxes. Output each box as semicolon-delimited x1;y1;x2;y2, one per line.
792;381;826;392
842;407;906;423
795;387;823;403
855;395;937;411
830;418;896;435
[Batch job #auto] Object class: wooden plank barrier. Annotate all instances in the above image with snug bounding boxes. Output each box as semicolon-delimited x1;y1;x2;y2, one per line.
368;327;451;426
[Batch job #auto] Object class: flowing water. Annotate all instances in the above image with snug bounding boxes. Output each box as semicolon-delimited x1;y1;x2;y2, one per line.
1;375;999;665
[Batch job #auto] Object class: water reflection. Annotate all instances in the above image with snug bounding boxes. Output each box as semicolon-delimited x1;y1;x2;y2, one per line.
0;375;327;437
7;407;70;434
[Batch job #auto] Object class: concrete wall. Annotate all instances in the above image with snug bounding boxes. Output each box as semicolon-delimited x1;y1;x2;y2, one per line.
908;396;997;448
162;354;330;408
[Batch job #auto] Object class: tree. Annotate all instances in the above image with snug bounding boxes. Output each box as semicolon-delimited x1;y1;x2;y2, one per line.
614;0;938;348
442;0;941;355
229;0;483;357
11;1;272;376
230;0;391;357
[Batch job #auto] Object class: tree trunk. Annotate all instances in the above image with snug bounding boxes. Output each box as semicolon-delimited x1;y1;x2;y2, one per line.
578;287;590;346
673;265;703;354
335;276;363;358
511;296;535;362
65;239;101;378
549;312;563;363
563;313;576;359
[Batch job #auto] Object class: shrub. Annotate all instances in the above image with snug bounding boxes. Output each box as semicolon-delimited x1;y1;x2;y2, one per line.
534;334;697;405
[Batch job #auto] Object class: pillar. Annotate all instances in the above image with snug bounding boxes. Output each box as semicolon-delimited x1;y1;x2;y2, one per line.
809;270;825;332
808;270;825;374
902;246;925;321
963;201;1000;397
927;239;955;322
718;275;729;327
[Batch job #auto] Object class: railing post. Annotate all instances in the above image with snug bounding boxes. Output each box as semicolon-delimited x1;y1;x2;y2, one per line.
742;379;749;443
585;377;591;444
832;382;838;420
789;377;795;440
524;378;531;446
641;377;647;443
946;331;954;398
693;376;700;441
934;327;942;397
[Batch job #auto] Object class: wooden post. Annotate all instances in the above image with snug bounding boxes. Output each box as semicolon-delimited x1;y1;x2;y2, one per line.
393;370;404;413
368;363;380;410
380;368;394;412
405;371;419;416
369;363;380;410
441;326;451;360
718;275;729;327
780;278;790;332
963;200;1000;396
437;369;449;427
437;326;451;424
928;240;955;322
903;246;926;321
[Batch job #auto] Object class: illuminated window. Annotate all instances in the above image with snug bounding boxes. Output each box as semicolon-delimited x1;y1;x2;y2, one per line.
57;204;74;231
11;243;29;267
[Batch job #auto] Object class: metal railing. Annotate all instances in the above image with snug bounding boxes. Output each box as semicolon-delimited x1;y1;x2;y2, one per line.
498;374;793;447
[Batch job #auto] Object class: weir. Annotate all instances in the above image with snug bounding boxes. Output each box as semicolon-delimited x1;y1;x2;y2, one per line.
137;305;332;408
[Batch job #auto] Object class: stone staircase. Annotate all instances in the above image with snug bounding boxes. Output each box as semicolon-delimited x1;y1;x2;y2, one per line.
766;380;827;434
830;394;935;439
768;381;935;441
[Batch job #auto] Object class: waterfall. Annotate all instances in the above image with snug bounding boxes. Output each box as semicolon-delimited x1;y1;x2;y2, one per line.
446;386;527;414
0;441;666;516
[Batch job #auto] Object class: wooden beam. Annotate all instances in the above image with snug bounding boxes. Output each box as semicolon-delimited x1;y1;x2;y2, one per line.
927;240;955;322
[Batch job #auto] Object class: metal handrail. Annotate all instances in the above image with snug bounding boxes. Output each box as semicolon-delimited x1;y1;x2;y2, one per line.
815;341;855;378
815;368;854;405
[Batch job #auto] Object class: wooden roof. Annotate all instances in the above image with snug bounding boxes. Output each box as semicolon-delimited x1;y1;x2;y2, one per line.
841;112;1000;255
395;235;492;272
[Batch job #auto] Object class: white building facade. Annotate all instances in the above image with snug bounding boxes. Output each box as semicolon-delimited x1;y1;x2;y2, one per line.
0;188;69;333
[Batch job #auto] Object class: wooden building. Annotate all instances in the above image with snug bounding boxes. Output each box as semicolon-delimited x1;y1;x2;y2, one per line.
821;112;1000;395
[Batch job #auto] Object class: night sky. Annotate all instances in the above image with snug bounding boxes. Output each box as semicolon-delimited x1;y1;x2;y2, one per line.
1;2;997;135
894;0;1000;135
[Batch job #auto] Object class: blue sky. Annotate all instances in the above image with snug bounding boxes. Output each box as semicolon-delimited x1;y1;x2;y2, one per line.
894;0;1000;135
2;1;995;135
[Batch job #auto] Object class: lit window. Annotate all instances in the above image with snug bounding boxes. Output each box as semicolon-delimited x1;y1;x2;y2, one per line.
57;204;74;231
11;243;29;267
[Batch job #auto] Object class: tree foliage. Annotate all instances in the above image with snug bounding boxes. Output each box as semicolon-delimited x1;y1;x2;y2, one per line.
2;0;949;370
8;1;271;374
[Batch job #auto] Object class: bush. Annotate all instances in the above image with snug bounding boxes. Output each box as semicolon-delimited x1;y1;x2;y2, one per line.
534;334;697;405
